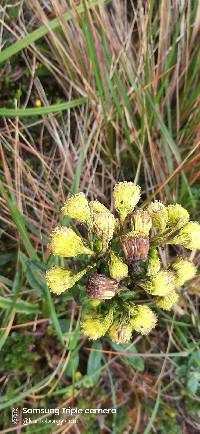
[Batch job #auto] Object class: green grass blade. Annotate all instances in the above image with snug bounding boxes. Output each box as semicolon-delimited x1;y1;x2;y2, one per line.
0;296;39;314
143;386;161;434
0;97;87;117
0;182;38;260
0;0;106;65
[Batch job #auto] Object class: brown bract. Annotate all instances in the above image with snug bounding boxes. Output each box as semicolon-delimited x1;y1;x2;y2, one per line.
87;274;119;300
121;234;149;263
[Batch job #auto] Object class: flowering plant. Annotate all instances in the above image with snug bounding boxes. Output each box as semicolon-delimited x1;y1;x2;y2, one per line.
46;182;199;343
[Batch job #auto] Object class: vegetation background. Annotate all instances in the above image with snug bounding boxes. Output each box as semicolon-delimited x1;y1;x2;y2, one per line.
0;0;200;432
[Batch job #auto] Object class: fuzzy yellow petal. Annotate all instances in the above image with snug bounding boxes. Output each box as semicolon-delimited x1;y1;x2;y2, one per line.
61;192;91;224
109;251;128;281
169;221;200;250
130;305;157;335
46;265;87;294
171;258;197;286
108;320;132;344
140;270;176;296
50;226;93;257
147;201;168;232
113;182;141;222
81;309;113;340
130;210;152;235
155;290;179;311
167;204;189;229
90;201;116;250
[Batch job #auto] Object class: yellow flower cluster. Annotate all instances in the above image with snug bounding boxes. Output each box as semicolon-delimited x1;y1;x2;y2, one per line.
45;182;199;344
82;303;157;341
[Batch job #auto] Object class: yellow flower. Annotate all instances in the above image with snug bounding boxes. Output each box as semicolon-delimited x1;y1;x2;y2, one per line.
141;270;175;296
113;182;141;222
90;201;116;250
131;210;152;235
167;204;189;229
109;251;128;281
155;290;178;311
108;319;132;344
147;248;160;276
81;309;113;340
35;99;41;107
61;192;91;224
50;226;93;257
147;201;168;232
169;221;200;250
46;265;87;294
171;258;197;286
130;305;157;335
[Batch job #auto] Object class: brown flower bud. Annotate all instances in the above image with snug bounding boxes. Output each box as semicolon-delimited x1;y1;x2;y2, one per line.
121;232;149;263
87;274;119;300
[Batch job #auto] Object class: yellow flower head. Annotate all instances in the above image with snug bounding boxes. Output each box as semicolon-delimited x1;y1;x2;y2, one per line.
131;210;152;235
147;248;160;276
109;251;128;281
46;265;87;294
167;204;189;229
61;192;91;225
171;258;197;286
130;305;157;335
90;201;116;250
50;226;93;257
155;290;178;311
81;309;113;340
113;182;141;222
142;270;176;296
169;221;200;250
108;319;132;344
147;201;168;232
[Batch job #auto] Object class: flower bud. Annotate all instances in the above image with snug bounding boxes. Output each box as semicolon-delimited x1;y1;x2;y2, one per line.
61;192;91;224
167;204;189;229
168;221;200;250
50;226;93;257
87;274;119;300
146;201;168;232
108;319;132;344
121;231;149;263
113;182;141;222
46;265;87;294
130;305;157;335
140;270;176;296
81;309;113;340
171;258;197;286
147;248;160;276
109;251;128;281
90;201;116;251
88;300;102;308
130;210;152;235
155;290;178;311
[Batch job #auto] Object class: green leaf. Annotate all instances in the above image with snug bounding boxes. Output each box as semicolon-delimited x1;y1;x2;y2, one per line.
187;373;200;395
87;341;103;385
110;342;144;372
65;351;79;378
19;253;65;345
